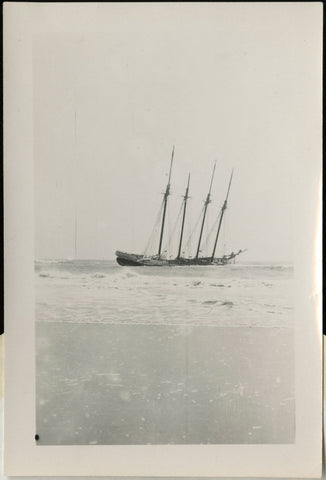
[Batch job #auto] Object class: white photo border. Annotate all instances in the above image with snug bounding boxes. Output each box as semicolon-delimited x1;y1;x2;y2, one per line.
4;2;322;477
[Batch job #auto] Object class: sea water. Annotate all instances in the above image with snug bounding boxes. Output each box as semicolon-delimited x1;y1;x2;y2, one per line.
35;260;295;445
35;260;293;327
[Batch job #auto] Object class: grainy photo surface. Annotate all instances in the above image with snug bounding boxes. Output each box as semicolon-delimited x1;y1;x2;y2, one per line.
4;2;322;476
35;262;294;445
33;16;298;445
34;24;298;445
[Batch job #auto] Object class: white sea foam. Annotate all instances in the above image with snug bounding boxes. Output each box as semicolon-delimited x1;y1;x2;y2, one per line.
35;260;294;328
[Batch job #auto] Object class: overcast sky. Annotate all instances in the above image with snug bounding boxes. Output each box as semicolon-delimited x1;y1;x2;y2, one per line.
34;3;321;262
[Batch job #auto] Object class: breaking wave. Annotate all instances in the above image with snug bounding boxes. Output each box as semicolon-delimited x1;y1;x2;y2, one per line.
35;259;294;329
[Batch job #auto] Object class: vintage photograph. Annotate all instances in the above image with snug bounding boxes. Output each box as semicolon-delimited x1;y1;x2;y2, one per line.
4;2;322;477
33;8;298;446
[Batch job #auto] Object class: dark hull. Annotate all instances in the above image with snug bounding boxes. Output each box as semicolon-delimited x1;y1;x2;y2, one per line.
115;251;145;266
116;257;144;266
115;250;243;267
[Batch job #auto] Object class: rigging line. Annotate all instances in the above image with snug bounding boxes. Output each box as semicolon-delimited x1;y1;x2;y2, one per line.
143;201;164;255
158;146;174;257
184;205;205;253
222;207;229;255
164;189;175;256
186;200;192;257
195;163;216;260
150;204;164;252
205;208;210;255
164;199;172;257
146;225;159;255
205;208;222;245
165;202;184;256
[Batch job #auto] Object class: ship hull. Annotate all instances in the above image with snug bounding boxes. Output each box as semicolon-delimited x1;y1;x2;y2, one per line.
116;257;144;266
115;250;242;267
115;251;169;266
115;251;145;266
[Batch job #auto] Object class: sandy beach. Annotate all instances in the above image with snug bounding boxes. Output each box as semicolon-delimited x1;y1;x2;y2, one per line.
36;321;294;445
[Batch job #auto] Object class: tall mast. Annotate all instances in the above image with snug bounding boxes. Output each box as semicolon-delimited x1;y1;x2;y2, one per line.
177;173;190;259
195;162;216;259
211;169;233;261
158;146;174;257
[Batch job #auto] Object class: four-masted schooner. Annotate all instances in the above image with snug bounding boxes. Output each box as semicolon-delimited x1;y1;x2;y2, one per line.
115;148;244;266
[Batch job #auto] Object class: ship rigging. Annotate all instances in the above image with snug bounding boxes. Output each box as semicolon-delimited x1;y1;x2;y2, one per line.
115;148;244;266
